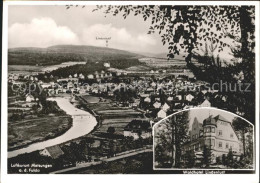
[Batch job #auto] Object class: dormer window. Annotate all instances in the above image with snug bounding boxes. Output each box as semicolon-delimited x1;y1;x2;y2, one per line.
230;133;234;138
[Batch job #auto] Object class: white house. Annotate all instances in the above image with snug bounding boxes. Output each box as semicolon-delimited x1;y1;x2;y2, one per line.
87;74;94;79
157;109;167;119
186;94;194;102
153;101;161;109
151;82;157;87
108;91;114;96
167;96;174;101
162;103;170;111
92;88;99;94
199;99;211;107
176;95;182;100
25;94;34;102
39;145;64;159
144;97;151;103
104;62;110;67
201;90;208;94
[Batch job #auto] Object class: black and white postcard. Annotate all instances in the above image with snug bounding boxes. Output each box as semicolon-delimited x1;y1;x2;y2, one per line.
1;1;259;183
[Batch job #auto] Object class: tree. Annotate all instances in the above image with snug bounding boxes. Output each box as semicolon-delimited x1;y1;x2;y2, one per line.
202;145;211;167
93;6;253;64
245;129;254;161
216;156;221;165
154;111;189;168
155;144;171;168
92;5;255;122
108;140;117;157
222;154;227;166
185;150;196;168
232;117;251;156
107;126;116;137
171;112;189;168
227;149;234;167
154;122;173;167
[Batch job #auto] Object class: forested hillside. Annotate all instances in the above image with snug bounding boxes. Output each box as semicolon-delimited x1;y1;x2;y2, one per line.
8;45;142;66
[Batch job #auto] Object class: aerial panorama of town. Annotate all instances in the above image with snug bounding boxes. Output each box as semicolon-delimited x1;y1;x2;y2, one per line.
7;5;255;174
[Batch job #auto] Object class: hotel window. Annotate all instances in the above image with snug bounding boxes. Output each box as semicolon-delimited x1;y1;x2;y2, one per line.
218;130;222;136
226;143;229;149
230;133;234;138
195;134;198;139
211;127;215;133
206;127;210;133
192;135;195;140
218;141;222;148
206;139;210;147
211;139;215;147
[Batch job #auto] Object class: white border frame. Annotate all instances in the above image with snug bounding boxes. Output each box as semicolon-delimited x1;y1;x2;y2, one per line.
153;107;255;171
1;1;259;183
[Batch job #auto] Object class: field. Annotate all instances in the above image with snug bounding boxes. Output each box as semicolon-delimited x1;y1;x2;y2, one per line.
78;95;144;135
139;57;201;68
8;116;72;151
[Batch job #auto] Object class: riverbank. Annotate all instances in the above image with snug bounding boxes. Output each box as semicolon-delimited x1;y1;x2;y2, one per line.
8;116;72;151
8;97;97;158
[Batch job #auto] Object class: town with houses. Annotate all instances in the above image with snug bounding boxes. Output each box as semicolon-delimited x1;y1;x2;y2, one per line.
7;59;238;173
4;3;256;178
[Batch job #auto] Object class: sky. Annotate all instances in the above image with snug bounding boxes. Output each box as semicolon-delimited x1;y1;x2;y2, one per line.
8;5;166;54
8;5;235;59
189;108;236;125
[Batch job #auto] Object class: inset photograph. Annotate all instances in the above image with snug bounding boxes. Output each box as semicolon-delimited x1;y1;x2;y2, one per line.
153;108;254;170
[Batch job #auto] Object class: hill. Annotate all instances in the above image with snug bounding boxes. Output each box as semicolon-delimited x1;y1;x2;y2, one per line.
8;45;142;66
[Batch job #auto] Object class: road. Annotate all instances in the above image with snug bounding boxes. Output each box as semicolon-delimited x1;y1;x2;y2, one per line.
50;146;153;174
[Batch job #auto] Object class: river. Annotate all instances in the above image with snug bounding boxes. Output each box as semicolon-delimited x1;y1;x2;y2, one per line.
8;61;87;75
8;97;97;158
